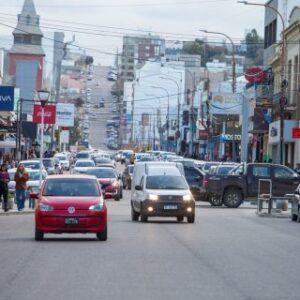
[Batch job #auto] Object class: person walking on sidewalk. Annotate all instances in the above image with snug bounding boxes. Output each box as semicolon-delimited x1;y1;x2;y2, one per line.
0;164;10;212
14;164;29;212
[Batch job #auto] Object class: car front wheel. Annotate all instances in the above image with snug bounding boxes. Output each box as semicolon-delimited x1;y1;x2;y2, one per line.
97;227;107;241
131;206;140;221
187;214;195;223
223;188;243;208
35;228;44;241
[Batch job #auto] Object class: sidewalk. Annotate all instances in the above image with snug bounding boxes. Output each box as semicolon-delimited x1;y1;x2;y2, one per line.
0;204;34;216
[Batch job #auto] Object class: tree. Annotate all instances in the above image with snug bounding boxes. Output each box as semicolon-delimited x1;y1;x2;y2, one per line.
245;29;264;64
74;97;84;108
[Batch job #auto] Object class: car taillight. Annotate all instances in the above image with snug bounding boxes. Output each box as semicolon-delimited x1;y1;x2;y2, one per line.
203;176;209;189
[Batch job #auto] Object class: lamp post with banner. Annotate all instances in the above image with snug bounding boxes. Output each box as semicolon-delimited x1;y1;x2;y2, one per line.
36;90;50;186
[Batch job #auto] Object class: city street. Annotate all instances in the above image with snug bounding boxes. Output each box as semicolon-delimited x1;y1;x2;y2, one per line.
1;190;300;300
87;65;115;150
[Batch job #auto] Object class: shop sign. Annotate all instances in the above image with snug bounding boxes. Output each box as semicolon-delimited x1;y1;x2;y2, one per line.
56;103;75;127
0;86;14;111
221;134;241;141
292;128;300;139
32;104;56;124
211;93;242;115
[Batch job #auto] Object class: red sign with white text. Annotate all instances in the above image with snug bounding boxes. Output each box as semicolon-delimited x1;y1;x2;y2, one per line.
292;128;300;139
33;104;56;124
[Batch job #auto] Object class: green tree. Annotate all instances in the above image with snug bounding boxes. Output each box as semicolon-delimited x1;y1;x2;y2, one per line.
245;29;264;62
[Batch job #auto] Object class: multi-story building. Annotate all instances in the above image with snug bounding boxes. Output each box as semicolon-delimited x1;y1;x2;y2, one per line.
121;34;165;81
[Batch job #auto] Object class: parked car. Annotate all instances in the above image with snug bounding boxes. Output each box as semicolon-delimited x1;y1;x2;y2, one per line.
131;162;195;223
201;161;220;174
85;167;123;201
93;157;115;168
34;175;107;241
207;163;300;208
122;165;134;189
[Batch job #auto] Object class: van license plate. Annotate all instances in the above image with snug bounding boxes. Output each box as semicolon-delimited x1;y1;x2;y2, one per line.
65;218;78;224
164;205;178;210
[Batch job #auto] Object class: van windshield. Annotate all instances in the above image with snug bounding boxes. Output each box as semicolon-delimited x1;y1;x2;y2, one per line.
146;176;188;190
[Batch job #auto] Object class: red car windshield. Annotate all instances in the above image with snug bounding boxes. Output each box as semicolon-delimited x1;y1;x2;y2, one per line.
43;179;100;197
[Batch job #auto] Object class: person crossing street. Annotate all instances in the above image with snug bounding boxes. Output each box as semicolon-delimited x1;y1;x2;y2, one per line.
0;164;10;212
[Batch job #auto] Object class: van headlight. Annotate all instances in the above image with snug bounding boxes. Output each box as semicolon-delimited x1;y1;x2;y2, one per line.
89;203;104;211
183;194;192;201
148;194;159;201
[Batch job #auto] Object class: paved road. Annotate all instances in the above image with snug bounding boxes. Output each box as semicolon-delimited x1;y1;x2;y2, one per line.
87;65;115;150
1;190;300;300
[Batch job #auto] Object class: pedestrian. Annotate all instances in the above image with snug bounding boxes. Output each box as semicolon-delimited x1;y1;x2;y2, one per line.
14;164;29;212
0;164;10;212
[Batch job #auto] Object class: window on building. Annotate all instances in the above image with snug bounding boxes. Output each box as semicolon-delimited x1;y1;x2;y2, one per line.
26;15;30;25
264;19;277;49
24;35;31;44
293;55;299;104
288;59;292;104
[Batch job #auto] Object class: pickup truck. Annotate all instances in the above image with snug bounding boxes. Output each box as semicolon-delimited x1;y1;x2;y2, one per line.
207;163;300;208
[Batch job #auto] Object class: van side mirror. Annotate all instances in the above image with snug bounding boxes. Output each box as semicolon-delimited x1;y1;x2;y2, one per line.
135;185;142;191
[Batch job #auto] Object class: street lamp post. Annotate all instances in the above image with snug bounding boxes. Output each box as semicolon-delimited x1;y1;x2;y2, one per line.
151;86;170;150
160;75;181;154
200;29;237;161
238;0;286;165
37;90;50;186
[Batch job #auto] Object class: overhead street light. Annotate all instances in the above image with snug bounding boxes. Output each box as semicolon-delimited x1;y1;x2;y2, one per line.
36;89;50;186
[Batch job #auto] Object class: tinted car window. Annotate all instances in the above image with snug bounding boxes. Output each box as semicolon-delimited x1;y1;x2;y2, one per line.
76;153;90;159
43;179;99;197
23;162;40;169
86;169;116;178
75;161;95;167
273;166;296;179
253;166;270;177
28;171;46;180
217;166;235;175
43;160;54;167
146;176;188;190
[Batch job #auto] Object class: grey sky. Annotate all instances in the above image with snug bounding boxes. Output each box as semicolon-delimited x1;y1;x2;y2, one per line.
0;0;265;65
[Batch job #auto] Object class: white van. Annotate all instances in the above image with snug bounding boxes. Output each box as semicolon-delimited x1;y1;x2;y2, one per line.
131;162;195;223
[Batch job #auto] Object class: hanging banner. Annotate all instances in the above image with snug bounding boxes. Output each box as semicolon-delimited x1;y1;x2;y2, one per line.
32;104;56;124
211;93;242;115
0;86;14;111
56;103;75;127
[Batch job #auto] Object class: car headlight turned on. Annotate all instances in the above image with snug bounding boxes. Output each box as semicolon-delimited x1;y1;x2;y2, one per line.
112;180;118;187
183;194;192;201
39;203;54;212
148;194;159;201
89;203;104;211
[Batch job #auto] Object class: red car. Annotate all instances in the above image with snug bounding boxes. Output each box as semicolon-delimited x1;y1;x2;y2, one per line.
85;167;123;201
34;175;107;241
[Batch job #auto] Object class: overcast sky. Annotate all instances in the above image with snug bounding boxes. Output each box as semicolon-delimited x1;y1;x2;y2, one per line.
0;0;266;65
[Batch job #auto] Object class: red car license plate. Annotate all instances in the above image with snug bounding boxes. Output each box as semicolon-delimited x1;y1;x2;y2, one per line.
65;218;78;225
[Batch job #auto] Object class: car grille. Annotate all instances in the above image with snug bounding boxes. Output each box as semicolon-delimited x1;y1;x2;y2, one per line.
101;184;110;189
158;195;183;202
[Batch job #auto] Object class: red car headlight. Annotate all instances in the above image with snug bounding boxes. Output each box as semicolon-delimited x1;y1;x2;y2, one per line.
39;203;54;212
89;203;104;211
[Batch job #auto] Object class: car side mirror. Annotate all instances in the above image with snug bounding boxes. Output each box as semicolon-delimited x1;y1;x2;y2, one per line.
29;192;39;199
135;185;142;191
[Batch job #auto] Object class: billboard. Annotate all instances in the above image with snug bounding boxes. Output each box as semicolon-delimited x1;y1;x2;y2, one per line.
211;93;242;115
16;60;38;114
0;86;14;111
56;103;75;127
32;104;56;124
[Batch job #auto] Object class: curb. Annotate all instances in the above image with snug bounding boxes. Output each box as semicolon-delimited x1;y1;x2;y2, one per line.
255;211;291;219
0;210;34;216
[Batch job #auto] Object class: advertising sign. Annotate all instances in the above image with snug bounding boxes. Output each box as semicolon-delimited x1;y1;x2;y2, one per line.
56;103;75;127
0;86;14;111
211;93;242;115
32;104;56;124
292;128;300;139
60;130;70;144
